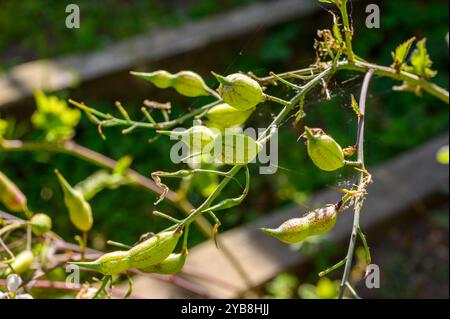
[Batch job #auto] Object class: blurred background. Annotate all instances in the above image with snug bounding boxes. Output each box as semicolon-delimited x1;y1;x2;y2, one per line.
0;0;448;298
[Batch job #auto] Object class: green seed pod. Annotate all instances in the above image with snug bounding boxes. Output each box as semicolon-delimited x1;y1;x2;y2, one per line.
30;213;52;236
0;171;27;213
212;133;262;165
261;204;338;244
172;71;211;97
212;72;264;110
130;70;174;89
206;103;255;129
139;251;187;274
55;170;93;232
158;126;216;153
130;70;210;97
304;126;345;172
8;250;34;275
71;250;130;276
128;228;183;269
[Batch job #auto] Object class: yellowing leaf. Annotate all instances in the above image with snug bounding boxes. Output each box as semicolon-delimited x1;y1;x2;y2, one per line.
350;94;360;116
403;38;437;79
391;37;416;70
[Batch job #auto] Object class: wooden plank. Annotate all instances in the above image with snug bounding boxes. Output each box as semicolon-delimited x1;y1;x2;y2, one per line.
129;133;449;298
0;0;320;108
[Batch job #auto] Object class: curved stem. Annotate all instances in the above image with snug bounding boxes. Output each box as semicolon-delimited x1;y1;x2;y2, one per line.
338;69;374;299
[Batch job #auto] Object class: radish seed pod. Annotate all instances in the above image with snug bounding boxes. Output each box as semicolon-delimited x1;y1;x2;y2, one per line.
71;250;130;276
206;103;255;129
304;126;345;172
30;213;52;236
131;70;210;97
0;171;27;213
212;133;262;165
261;204;338;244
139;250;187;275
55;169;93;232
7;250;34;275
172;71;211;97
212;72;264;110
158;126;216;153
128;228;183;269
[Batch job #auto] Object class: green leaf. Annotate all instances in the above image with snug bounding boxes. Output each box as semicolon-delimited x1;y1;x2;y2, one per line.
403;38;437;78
350;94;360;116
32;90;81;142
331;12;343;44
391;37;415;70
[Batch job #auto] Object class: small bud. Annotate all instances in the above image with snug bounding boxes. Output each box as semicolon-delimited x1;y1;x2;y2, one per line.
261;204;338;244
7;250;34;275
212;132;262;165
55;170;93;232
30;213;52;236
139;251;187;274
158;126;216;152
206;103;255;129
71;250;130;276
130;70;174;89
172;71;211;97
304;126;345;171
0;171;27;213
128;228;183;269
212;72;264;110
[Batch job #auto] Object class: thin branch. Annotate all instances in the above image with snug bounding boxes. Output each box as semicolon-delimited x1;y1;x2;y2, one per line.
338;69;374;299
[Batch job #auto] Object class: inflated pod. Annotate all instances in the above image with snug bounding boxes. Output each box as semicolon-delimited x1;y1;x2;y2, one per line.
206;103;255;129
130;70;210;97
212;133;262;165
158;126;216;152
0;171;27;213
128;228;183;269
130;70;174;89
71;250;130;276
7;250;34;275
55;170;93;232
172;71;211;97
212;72;264;110
304;126;345;172
139;250;187;275
261;204;338;244
30;213;52;236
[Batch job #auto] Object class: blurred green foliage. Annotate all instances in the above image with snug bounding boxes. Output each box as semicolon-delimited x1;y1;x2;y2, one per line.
32;90;81;142
0;0;256;71
0;0;448;250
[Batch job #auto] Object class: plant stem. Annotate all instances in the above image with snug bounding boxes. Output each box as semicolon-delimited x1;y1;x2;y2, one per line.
319;258;347;277
274;60;448;104
339;0;355;62
343;60;449;104
338;69;374;299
